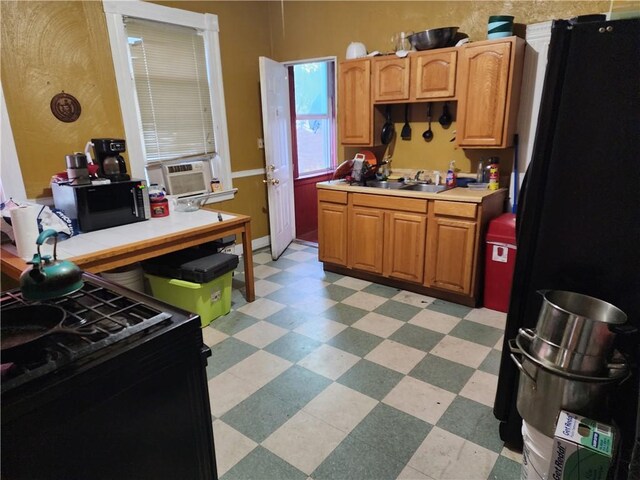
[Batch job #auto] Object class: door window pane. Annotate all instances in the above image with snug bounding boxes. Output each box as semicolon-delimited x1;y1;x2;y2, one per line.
291;60;335;177
293;63;328;116
295;119;331;174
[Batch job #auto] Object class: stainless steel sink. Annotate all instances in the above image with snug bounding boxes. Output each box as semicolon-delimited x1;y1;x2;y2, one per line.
401;183;448;193
365;180;406;190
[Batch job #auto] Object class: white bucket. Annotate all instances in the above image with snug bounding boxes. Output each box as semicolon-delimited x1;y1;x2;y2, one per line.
521;421;554;480
101;263;146;293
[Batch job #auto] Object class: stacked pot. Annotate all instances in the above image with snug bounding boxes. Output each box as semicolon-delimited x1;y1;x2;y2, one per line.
510;290;629;437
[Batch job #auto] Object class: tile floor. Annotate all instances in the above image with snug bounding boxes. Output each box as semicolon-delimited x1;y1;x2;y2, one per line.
203;242;522;480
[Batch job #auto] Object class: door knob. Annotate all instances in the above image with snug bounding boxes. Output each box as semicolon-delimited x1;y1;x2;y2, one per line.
262;178;280;185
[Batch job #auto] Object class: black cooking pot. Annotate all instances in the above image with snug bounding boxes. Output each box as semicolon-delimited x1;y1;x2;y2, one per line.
1;305;96;352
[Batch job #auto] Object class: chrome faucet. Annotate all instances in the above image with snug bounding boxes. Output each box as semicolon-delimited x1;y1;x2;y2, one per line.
414;170;425;182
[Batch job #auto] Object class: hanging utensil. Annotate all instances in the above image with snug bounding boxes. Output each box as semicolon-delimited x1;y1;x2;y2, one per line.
422;103;433;141
401;104;411;140
439;101;452;127
381;105;394;145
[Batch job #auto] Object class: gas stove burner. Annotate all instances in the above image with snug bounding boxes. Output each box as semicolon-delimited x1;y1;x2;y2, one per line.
0;273;177;393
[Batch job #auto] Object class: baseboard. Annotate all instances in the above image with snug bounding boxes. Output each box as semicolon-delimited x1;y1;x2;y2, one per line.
229;235;269;256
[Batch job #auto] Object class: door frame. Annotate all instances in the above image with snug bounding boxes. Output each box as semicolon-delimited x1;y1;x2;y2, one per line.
284;56;338;179
282;56;337;243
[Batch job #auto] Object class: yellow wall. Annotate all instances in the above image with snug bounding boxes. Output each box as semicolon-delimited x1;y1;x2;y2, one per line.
1;0;610;240
265;1;609;175
1;1;126;198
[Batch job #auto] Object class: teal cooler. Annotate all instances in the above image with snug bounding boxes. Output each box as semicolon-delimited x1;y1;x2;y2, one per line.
488;15;514;39
142;250;238;327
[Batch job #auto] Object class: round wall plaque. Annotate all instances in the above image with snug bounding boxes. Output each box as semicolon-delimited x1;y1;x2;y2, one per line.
50;91;81;123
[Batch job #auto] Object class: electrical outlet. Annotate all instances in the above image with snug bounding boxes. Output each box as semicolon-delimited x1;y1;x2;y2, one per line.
257;138;264;149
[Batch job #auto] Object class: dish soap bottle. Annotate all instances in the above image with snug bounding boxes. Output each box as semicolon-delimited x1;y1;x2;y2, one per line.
488;157;500;190
446;160;457;187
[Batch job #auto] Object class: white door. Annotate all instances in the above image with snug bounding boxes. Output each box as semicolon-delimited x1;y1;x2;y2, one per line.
259;57;295;260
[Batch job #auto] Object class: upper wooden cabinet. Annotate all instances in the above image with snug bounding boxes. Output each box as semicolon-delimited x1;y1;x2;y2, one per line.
372;57;410;102
339;37;524;146
411;50;457;100
456;37;525;148
339;59;373;145
371;48;457;104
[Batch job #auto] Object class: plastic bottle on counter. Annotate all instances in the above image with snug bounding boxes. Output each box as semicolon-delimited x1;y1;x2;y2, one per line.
488;157;500;190
477;159;485;183
446;160;457;187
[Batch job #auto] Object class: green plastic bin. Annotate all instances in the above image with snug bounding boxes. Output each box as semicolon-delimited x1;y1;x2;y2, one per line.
145;271;232;327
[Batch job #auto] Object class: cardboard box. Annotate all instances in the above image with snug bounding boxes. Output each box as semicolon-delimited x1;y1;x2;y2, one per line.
548;410;614;480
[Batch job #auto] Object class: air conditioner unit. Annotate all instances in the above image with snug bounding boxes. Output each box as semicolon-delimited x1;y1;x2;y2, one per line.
162;161;209;197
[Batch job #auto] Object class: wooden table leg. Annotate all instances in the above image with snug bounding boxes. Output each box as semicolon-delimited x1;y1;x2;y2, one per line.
241;220;255;302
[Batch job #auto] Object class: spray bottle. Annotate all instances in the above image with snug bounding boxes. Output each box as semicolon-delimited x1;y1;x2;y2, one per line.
488;157;500;190
446;160;457;187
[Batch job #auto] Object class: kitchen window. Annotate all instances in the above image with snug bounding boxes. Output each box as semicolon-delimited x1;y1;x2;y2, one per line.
103;1;234;201
289;60;336;178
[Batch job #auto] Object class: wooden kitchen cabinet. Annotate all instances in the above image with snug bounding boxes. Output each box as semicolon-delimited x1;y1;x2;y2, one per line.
339;59;373;145
426;217;477;295
425;200;478;295
384;211;427;283
372;49;457;103
456;36;525;148
411;49;457;100
349;206;385;273
318;190;348;266
317;184;506;306
349;194;428;282
372;56;410;102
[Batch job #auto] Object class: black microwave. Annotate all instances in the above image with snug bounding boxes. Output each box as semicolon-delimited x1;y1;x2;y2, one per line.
52;180;150;233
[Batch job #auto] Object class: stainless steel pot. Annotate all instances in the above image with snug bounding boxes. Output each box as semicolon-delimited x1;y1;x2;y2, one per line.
408;27;459;51
65;153;88;169
519;328;607;375
510;333;628;437
535;290;627;358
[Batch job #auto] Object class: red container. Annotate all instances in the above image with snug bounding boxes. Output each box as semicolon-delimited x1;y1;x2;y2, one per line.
151;199;170;218
484;213;517;312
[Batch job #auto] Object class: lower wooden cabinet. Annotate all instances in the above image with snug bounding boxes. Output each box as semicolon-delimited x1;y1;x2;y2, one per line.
425;216;477;295
317;187;505;306
384;211;427;283
349;207;385;274
349;207;427;282
318;192;349;266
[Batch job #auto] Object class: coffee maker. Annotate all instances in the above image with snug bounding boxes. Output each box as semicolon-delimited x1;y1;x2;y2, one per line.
91;138;130;182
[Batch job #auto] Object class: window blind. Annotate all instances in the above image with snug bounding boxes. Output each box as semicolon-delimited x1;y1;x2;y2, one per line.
124;17;215;163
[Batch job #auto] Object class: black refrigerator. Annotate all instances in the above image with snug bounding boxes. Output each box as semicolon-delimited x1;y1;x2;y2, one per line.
494;16;640;475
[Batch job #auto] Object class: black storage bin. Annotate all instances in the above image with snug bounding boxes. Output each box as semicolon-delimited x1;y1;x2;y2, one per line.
142;248;238;284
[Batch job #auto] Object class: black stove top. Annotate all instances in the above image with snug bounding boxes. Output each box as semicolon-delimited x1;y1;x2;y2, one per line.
1;273;184;393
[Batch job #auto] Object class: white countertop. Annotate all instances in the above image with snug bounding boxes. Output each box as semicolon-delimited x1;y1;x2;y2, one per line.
5;209;236;261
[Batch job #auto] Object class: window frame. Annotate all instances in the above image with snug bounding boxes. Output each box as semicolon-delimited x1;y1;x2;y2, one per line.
103;0;235;202
284;57;337;180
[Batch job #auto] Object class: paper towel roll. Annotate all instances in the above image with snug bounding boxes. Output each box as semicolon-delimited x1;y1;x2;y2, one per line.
9;205;40;259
